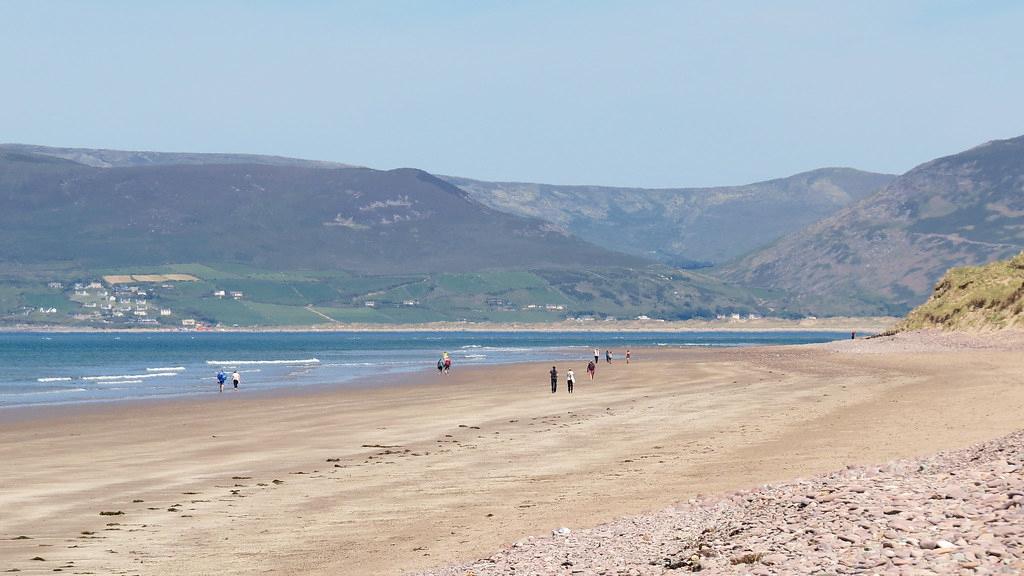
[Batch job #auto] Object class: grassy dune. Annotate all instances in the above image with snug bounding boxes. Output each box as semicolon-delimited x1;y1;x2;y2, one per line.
900;251;1024;331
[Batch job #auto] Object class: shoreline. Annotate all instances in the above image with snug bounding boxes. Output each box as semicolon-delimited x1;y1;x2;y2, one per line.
0;315;897;334
0;331;860;413
3;332;1018;575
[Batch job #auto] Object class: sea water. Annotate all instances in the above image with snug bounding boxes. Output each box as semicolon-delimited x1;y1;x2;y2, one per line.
0;331;850;408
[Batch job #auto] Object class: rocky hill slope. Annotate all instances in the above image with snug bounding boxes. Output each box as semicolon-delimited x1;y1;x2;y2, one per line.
899;251;1024;331
720;135;1024;316
443;168;894;266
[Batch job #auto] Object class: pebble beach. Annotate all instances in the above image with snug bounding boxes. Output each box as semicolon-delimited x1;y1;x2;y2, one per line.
421;430;1024;575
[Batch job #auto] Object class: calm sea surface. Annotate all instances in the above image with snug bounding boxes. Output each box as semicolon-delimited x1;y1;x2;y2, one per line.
0;331;850;408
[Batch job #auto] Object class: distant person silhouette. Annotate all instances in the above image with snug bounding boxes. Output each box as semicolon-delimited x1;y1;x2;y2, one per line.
587;361;596;380
216;370;226;393
550;366;558;393
567;369;575;393
231;370;240;390
605;350;612;364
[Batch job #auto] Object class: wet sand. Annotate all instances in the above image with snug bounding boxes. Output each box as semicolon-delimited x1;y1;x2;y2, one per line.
2;333;1023;575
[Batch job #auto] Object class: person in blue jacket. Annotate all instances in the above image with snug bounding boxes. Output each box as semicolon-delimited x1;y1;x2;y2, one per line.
216;370;227;393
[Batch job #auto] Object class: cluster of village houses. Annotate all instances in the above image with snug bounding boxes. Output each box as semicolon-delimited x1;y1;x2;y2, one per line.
716;312;763;321
36;281;176;325
484;297;565;312
33;281;250;327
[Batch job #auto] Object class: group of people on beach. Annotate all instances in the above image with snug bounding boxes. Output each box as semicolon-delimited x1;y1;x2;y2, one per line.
216;370;241;393
549;347;630;394
591;347;631;365
436;351;452;374
428;346;633;393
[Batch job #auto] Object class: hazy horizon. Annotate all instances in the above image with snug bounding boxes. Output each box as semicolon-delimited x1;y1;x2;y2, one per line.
2;1;1022;187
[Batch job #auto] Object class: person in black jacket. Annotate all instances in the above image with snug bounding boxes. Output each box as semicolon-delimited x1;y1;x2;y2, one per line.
549;366;558;394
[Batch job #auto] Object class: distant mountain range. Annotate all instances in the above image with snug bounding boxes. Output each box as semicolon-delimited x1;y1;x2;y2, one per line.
0;144;766;325
720;135;1024;315
444;168;894;266
4;136;1024;325
0;145;639;274
2;143;353;169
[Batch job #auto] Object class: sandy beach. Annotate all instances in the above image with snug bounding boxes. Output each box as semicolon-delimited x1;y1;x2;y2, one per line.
2;331;1023;575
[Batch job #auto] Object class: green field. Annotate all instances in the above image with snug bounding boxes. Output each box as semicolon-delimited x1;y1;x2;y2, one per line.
0;262;767;327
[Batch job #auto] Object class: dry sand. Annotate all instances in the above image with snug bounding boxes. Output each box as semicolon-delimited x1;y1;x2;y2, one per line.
1;331;1023;575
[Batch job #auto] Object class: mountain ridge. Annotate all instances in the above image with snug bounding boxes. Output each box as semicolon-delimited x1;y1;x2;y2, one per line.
0;143;356;170
720;135;1024;315
443;167;895;266
0;148;643;274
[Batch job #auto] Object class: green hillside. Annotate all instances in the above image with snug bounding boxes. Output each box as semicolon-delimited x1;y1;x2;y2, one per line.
0;263;769;327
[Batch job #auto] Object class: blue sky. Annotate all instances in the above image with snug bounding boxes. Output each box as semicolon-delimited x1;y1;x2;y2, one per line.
1;1;1022;186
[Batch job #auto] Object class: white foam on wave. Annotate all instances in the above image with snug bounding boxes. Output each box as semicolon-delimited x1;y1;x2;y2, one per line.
205;358;320;366
320;361;412;368
82;372;179;381
147;366;185;372
462;354;486;359
34;387;90;394
95;380;143;386
37;377;73;382
458;344;542;352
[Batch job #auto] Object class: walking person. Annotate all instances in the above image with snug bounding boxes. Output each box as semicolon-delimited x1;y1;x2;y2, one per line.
587;360;596;380
593;348;600;364
437;357;444;374
216;370;226;393
605;349;612;364
231;370;240;390
443;354;451;374
626;349;631;364
567;368;575;394
550;366;558;394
